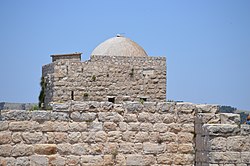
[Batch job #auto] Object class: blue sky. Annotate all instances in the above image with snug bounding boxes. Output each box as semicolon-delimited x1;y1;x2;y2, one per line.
0;0;249;110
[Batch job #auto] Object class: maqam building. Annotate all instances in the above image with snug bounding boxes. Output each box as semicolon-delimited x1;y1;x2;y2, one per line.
42;35;166;107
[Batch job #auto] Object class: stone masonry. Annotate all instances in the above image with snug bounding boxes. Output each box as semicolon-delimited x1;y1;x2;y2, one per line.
42;54;166;108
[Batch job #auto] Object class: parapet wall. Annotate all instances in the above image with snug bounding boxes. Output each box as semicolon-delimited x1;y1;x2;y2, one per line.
0;101;199;166
1;101;249;165
42;55;166;107
195;110;250;165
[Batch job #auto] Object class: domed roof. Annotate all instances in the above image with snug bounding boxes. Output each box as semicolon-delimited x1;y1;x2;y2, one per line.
91;35;148;57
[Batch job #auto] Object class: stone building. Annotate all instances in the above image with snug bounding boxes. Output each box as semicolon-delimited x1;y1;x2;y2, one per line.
42;35;166;107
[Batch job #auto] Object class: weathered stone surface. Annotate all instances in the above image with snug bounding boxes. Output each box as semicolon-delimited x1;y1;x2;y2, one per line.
30;155;48;165
31;111;51;122
1;110;30;121
0;121;9;131
159;132;177;143
98;112;123;122
66;155;80;166
153;123;168;132
57;143;72;155
124;113;137;122
108;131;121;142
220;113;240;125
34;144;57;155
72;143;88;155
227;136;247;151
80;155;103;164
165;142;178;153
178;132;194;143
16;157;30;166
9;121;39;131
49;155;66;166
95;131;107;142
22;132;44;144
0;145;12;157
124;102;143;112
0;131;11;144
157;153;173;164
209;152;241;164
140;122;153;132
88;122;103;131
122;131;135;142
12;132;23;143
46;132;68;143
126;155;144;166
203;124;240;136
135;132;149;142
12;144;34;157
178;143;194;153
241;152;250;163
103;122;117;131
209;137;227;151
68;132;81;143
128;122;140;131
119;142;135;153
69;122;87;132
119;122;128;131
51;112;69;121
173;154;194;165
143;142;165;154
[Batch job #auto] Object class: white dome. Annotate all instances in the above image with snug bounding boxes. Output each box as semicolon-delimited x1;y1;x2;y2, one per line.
91;36;148;57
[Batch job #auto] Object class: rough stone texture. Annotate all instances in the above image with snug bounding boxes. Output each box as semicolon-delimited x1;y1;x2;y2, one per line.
42;55;166;107
0;101;249;165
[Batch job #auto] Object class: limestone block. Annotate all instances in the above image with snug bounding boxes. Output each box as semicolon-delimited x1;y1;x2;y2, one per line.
9;121;39;131
108;131;121;142
72;143;89;155
51;112;69;121
57;143;72;155
0;131;11;144
100;101;114;111
95;131;107;142
46;132;68;144
159;132;177;143
98;112;123;122
52;121;69;132
122;131;135;142
31;111;51;122
153;123;168;132
195;113;220;124
140;123;153;132
52;102;70;112
103;155;114;166
84;132;95;143
123;102;143;112
1;110;31;121
16;157;30;166
128;122;140;131
22;132;44;144
12;132;23;143
30;155;48;166
209;152;241;164
116;154;126;165
156;102;175;113
72;102;90;111
126;154;144;166
135;132;149;142
182;123;195;133
88;122;103;132
119;122;128;131
68;132;81;143
157;153;173;164
34;144;57;155
103;122;117;131
0;145;12;157
0;121;9;131
124;114;137;122
48;155;66;166
209;137;227;151
12;144;34;157
143;142;165;154
89;144;104;155
104;142;118;154
241;124;250;136
178;114;194;123
149;132;160;142
143;155;156;165
119;142;135;153
196;104;219;114
138;112;151;122
241;152;250;163
227;136;247;151
66;155;80;166
69;122;87;132
162;113;176;124
177;132;194;143
0;157;15;166
203;124;240;136
178;143;194;153
80;155;103;164
173;154;194;165
40;121;54;132
165;142;178;153
220;113;240;125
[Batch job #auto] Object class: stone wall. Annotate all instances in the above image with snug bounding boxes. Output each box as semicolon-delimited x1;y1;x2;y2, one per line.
42;55;166;107
195;110;250;165
0;101;197;166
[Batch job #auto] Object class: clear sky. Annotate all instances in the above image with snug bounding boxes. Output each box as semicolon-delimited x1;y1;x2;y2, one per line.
0;0;249;110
